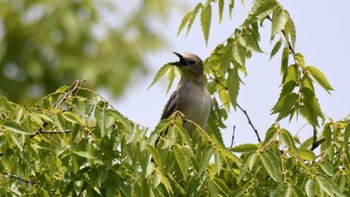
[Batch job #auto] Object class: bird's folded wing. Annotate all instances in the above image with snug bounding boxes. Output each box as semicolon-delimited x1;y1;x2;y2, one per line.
161;90;178;120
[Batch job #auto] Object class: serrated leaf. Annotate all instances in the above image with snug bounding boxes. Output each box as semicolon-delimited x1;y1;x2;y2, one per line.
213;178;230;195
263;126;278;145
283;64;298;85
187;3;203;37
281;47;289;75
271;7;289;37
297;148;316;161
3;120;30;135
259;151;282;182
270;39;282;60
177;11;193;36
286;17;296;48
305;179;315;197
218;0;224;23
280;129;297;152
173;144;188;178
322;123;332;150
147;64;172;90
231;143;258;153
238;152;256;181
229;0;234;18
249;0;276;19
316;173;346;197
238;29;263;53
200;4;212;45
300;136;313;149
232;43;246;66
62;111;85;125
221;38;233;72
147;145;164;173
198;145;213;175
271;93;298;121
227;68;240;110
320;161;334;176
295;53;305;68
344;123;350;150
74;151;94;159
218;89;230;112
306;66;334;94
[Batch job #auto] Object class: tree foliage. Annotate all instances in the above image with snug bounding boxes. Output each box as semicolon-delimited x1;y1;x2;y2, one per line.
0;0;168;104
1;0;350;196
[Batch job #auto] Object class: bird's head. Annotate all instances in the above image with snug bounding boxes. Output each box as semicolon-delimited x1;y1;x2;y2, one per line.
169;52;204;84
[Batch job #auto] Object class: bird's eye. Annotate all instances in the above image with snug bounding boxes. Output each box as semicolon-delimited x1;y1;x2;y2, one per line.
188;60;196;65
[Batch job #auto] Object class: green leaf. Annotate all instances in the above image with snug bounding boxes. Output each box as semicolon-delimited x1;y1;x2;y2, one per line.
320;161;334;176
3;120;30;135
173;144;188;178
270;39;282;60
238;152;256;182
286;17;296;48
213;178;230;195
231;143;258;153
297;148;316;161
62;111;85;125
227;68;240;110
280;129;297;152
218;0;224;23
271;93;298;121
316;173;346;197
263;126;278;146
259;151;282;182
147;64;172;90
305;179;315;197
249;0;277;19
283;64;298;85
281;47;289;75
74;151;94;159
187;3;203;36
306;66;334;94
218;89;230;112
300;137;313;149
229;0;234;18
147;145;164;173
271;7;289;37
177;11;193;36
344;123;350;150
200;4;212;45
238;29;263;53
232;43;246;66
198;145;213;175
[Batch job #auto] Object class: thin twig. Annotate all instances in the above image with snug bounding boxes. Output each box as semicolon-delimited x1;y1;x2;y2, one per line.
55;79;85;109
237;104;262;142
209;68;261;142
30;130;73;138
230;125;236;148
2;171;34;184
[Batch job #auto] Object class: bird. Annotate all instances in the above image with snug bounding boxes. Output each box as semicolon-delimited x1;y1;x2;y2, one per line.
156;52;213;145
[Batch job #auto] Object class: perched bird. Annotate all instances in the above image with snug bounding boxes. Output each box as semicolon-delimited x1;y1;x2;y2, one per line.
158;52;213;140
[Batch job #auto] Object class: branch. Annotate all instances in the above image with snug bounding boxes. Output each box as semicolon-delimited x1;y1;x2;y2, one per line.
55;79;85;109
2;171;34;184
30;129;73;138
209;68;261;142
230;125;236;148
237;104;262;142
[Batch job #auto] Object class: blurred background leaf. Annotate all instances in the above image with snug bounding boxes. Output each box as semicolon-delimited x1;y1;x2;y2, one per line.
0;0;174;104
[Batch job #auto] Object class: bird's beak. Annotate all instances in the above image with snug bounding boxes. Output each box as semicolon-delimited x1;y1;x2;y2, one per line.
168;52;187;66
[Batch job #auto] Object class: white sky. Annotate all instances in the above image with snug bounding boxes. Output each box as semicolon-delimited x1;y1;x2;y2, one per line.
111;0;350;147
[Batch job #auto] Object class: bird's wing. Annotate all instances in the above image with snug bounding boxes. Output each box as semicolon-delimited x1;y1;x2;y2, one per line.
161;90;179;120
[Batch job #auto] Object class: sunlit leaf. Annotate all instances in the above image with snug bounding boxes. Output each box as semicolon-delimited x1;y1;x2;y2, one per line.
177;11;193;36
200;4;212;45
147;64;172;90
271;7;289;37
306;66;334;94
227;68;240;110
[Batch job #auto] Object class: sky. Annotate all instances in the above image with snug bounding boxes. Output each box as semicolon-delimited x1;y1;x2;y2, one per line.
112;0;350;147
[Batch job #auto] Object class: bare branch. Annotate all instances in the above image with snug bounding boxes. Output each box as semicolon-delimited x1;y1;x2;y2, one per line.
230;125;236;148
237;104;262;142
